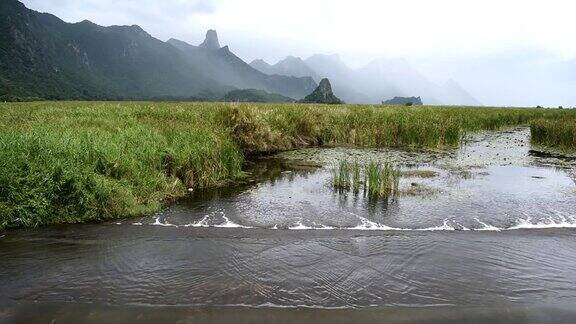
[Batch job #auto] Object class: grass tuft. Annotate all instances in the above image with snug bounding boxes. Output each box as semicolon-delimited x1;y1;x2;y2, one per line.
332;160;401;199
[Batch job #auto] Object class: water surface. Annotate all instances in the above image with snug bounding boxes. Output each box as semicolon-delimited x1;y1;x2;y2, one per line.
1;128;576;323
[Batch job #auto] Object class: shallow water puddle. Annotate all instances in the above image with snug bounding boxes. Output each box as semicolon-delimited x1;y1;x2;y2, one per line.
141;128;576;232
143;164;575;231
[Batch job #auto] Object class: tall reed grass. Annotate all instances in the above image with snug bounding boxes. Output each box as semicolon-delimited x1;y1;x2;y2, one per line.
530;117;576;150
0;101;572;228
332;160;400;199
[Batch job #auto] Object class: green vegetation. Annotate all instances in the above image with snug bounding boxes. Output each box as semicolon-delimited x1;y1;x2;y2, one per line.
530;116;576;150
1;101;574;229
332;160;400;199
365;162;401;199
331;160;363;195
299;79;343;104
0;102;242;229
382;96;423;106
332;160;353;191
0;95;45;102
222;89;294;103
1;1;314;102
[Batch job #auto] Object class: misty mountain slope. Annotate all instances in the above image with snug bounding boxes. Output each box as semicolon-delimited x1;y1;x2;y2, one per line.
250;53;364;102
305;54;351;79
302;54;372;103
250;56;320;80
253;52;481;105
1;0;480;104
352;58;481;105
441;79;482;106
249;59;275;75
354;58;442;103
0;0;226;100
168;33;317;99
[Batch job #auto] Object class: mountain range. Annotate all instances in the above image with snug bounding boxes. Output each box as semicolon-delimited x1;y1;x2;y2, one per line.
0;0;315;100
250;55;480;105
1;0;479;105
167;33;316;100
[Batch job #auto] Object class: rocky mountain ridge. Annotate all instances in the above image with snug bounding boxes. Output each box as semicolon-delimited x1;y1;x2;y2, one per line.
0;0;316;100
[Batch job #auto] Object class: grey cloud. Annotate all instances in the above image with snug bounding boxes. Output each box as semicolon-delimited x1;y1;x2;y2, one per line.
23;0;219;25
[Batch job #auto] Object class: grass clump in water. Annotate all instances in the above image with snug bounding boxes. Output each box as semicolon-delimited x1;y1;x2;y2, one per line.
333;160;400;199
332;159;352;191
365;161;401;199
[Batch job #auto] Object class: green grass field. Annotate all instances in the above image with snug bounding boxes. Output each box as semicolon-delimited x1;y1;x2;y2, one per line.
1;101;574;229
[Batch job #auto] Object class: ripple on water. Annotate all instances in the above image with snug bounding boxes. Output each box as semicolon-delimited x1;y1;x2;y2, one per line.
138;163;575;233
2;128;576;313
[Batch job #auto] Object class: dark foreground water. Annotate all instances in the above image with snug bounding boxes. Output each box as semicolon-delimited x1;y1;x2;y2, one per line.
1;129;576;323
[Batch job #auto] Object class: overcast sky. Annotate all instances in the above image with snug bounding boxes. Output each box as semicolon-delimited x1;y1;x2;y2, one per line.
21;0;576;106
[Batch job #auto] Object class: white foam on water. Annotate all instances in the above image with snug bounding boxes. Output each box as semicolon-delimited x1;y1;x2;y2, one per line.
416;219;456;231
278;215;576;232
134;212;576;232
152;216;178;227
349;215;403;231
475;219;501;232
145;214;253;229
286;221;336;230
216;215;253;229
313;222;335;230
456;222;471;231
181;214;253;228
508;216;576;230
289;221;313;230
180;215;211;228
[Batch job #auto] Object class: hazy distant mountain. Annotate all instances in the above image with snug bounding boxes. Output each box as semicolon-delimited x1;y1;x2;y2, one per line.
0;0;479;104
441;79;482;106
250;56;319;80
0;0;227;100
169;33;316;99
251;54;359;102
304;54;351;79
353;58;481;105
252;54;481;105
249;59;275;75
302;54;372;103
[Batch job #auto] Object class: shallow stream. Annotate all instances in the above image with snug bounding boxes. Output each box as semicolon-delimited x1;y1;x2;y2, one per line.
1;127;576;323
